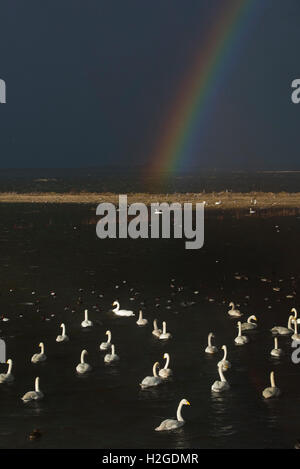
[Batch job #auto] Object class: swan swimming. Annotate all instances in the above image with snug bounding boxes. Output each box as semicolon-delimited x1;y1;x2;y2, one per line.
158;353;172;378
234;321;249;345
241;315;257;331
0;359;14;383
271;315;294;335
205;332;218;354
155;399;190;431
21;377;44;402
228;302;242;317
81;309;93;328
152;319;162;337
112;301;135;317
31;342;47;363
217;345;231;371
211;362;230;392
140;361;162;389
262;371;281;399
100;330;112;350
76;350;92;374
104;344;120;363
56;323;69;342
270;336;284;357
159;321;172;340
136;310;148;326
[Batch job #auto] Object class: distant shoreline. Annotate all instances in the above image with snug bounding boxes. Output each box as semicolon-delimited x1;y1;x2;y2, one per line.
0;191;300;210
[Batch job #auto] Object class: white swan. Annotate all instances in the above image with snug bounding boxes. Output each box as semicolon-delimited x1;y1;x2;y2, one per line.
76;349;92;374
271;314;294;335
159;353;172;378
291;318;300;341
270;336;284;357
241;315;257;331
100;330;112;351
112;301;135;317
31;342;47;363
81;309;93;328
262;371;281;399
291;308;300;324
234;321;249;345
136;310;148;326
104;344;120;363
159;321;172;340
56;323;69;342
140;361;162;389
211;362;230;392
21;377;44;402
152;319;162;337
0;359;14;383
217;345;231;371
155;399;190;431
205;332;218;354
228;301;242;317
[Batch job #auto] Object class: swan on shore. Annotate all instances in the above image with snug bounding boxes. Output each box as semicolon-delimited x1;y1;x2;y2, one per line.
81;309;93;328
136;310;148;326
262;371;281;399
31;342;47;363
271;315;294;335
159;353;172;378
155;399;190;431
234;321;249;345
217;345;231;371
270;337;284;357
100;330;112;350
241;315;257;331
56;323;69;342
159;321;172;340
228;302;242;317
211;362;230;392
104;344;120;363
21;377;44;402
140;361;162;389
0;359;14;383
152;319;162;337
205;332;218;354
112;301;135;317
76;350;92;374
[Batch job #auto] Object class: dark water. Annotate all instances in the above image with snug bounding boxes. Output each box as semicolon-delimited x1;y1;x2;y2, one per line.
0;204;300;449
1;168;300;193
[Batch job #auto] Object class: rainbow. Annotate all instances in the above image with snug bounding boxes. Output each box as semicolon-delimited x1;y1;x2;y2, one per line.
147;0;256;179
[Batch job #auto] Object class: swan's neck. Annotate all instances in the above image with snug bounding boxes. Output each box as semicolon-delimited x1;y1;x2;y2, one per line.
40;343;44;354
153;319;158;331
7;360;12;374
223;346;227;360
230;303;235;310
35;377;40;392
294;320;298;334
107;331;112;343
84;310;88;321
61;324;66;335
270;372;275;388
153;362;159;377
218;366;226;383
139;310;143;320
113;302;120;313
208;333;212;347
111;345;115;356
164;354;170;369
292;308;298;319
162;322;167;334
238;322;242;337
177;400;185;422
288;316;293;328
80;351;86;363
274;337;278;349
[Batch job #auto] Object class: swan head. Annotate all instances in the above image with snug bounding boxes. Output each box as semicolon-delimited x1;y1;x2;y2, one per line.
6;358;12;365
221;345;226;351
163;353;168;359
106;330;110;336
112;301;118;306
291;308;298;318
39;342;43;348
229;302;234;307
182;399;191;406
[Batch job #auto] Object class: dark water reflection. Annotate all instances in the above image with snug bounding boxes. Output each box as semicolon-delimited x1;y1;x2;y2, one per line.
0;204;299;448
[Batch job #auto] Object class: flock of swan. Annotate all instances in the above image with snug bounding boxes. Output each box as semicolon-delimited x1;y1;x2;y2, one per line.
2;293;300;435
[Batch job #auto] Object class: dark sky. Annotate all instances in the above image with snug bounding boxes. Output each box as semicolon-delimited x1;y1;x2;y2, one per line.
0;0;300;170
